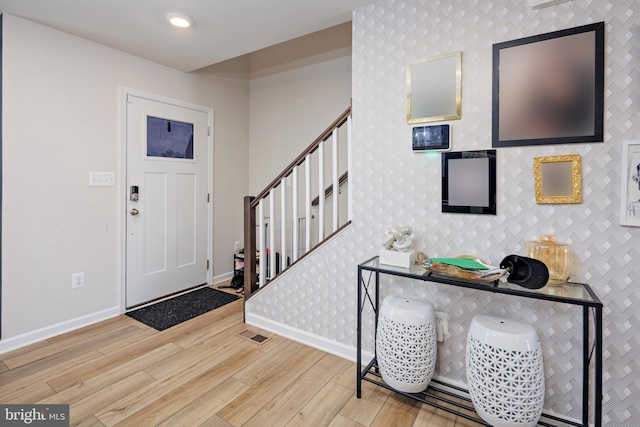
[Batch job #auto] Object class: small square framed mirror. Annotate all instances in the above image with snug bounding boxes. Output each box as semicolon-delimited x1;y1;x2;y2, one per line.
534;154;582;204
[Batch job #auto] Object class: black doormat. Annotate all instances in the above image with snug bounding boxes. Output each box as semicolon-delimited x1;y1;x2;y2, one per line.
126;287;240;331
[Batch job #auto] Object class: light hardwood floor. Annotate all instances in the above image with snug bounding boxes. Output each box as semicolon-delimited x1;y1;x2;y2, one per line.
0;286;476;427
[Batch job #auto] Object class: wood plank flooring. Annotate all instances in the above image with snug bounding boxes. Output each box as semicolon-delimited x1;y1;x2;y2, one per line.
0;286;475;427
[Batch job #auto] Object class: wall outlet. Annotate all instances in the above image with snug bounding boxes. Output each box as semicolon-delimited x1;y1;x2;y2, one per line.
234;241;240;252
72;272;85;289
434;311;449;342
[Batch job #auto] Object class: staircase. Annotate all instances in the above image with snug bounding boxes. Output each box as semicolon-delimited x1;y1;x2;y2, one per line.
243;106;352;303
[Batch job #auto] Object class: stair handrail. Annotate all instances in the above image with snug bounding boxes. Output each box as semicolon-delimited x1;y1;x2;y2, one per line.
243;106;351;304
250;107;351;208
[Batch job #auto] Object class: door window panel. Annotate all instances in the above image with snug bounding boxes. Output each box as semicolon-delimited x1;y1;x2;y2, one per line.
147;116;194;159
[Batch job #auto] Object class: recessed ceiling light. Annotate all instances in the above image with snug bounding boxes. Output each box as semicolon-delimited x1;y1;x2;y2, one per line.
167;13;193;29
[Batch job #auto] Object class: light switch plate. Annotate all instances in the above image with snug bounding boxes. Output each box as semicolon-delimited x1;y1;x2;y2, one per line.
89;172;115;186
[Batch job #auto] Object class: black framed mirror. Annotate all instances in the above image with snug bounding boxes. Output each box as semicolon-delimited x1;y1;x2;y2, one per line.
492;22;604;147
442;150;497;215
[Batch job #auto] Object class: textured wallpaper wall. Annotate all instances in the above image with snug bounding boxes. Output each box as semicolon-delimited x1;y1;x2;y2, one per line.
247;0;640;425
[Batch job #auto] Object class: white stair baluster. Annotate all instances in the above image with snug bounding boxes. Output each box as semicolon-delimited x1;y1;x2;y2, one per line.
292;167;299;262
258;199;265;288
280;178;286;273
318;140;324;242
347;114;353;222
305;155;311;252
269;188;276;279
332;129;339;232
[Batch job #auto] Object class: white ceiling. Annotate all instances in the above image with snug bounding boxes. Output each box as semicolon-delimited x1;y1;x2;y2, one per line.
0;0;375;72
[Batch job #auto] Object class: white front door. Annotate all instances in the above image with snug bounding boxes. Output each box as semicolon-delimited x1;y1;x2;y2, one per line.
125;94;210;308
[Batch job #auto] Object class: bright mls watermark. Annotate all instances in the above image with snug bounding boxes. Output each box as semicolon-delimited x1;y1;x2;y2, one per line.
1;405;69;426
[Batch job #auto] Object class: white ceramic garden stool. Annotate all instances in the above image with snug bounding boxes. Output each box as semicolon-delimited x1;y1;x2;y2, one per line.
376;295;437;393
466;314;545;427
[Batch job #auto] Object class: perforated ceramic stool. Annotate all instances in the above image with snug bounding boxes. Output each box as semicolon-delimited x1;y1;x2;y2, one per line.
376;295;436;393
466;314;545;427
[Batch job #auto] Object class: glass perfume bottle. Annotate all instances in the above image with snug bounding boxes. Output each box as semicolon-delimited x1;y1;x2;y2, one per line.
525;235;572;286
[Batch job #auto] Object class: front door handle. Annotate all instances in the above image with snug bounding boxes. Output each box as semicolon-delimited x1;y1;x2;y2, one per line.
130;208;140;216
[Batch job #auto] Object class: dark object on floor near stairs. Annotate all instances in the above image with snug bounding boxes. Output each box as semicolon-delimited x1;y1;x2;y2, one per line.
230;271;244;289
126;287;240;331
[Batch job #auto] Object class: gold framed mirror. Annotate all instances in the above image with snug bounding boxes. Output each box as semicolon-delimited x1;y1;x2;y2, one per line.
407;51;462;124
534;154;582;204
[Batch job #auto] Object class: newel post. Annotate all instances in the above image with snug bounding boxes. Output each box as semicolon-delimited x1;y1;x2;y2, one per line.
243;196;258;305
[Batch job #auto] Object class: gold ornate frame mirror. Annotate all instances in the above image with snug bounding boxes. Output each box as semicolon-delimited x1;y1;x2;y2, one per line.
534;154;582;204
407;51;462;124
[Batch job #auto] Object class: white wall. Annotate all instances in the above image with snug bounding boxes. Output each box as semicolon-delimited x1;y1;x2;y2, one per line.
247;1;640;425
1;14;249;341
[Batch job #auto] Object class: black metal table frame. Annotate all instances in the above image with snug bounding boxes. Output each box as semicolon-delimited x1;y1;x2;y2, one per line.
356;256;603;427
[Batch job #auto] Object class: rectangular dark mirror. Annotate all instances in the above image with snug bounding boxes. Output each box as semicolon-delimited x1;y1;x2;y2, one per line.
492;22;604;147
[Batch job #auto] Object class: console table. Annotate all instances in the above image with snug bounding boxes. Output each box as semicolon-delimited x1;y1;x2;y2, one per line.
357;256;603;427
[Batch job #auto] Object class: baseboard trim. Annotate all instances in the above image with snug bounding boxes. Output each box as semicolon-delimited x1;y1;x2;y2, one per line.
245;313;374;363
0;306;120;355
213;271;234;285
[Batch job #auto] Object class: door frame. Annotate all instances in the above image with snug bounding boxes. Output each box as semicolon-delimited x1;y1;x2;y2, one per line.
117;87;214;312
